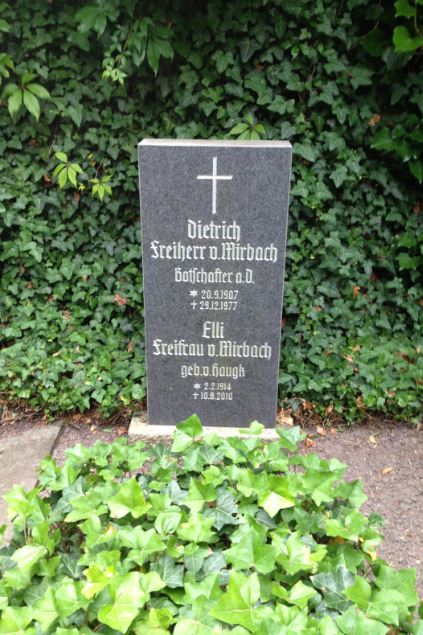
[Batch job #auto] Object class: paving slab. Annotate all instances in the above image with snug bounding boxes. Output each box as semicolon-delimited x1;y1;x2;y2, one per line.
128;414;279;440
0;424;62;536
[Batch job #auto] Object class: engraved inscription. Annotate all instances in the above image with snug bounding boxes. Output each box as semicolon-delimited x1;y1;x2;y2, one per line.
139;140;292;426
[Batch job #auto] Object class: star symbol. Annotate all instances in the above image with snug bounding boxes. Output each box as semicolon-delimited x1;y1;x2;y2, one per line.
193;383;201;390
189;289;198;297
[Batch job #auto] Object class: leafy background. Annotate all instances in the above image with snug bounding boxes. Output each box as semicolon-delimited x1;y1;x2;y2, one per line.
0;0;421;421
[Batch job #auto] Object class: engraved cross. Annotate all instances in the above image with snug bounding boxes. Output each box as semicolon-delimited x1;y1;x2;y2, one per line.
197;156;233;215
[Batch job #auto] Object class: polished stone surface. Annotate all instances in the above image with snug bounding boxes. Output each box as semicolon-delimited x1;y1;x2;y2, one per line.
139;139;292;427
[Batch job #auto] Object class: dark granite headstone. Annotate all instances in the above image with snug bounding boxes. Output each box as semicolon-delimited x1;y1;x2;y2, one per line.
138;139;292;427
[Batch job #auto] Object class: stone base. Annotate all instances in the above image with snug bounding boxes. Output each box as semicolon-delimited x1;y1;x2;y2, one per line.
128;414;279;440
0;423;62;540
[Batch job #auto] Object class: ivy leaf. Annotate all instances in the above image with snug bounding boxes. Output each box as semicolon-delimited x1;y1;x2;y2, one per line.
395;0;417;17
107;478;150;518
0;607;33;634
167;480;187;505
182;448;204;474
177;512;216;543
185;479;217;512
276;426;304;451
210;571;260;630
393;25;423;53
410;159;423;183
311;566;355;612
10;545;47;572
372;129;394;152
318;615;340;635
171;414;203;452
55;579;86;619
343;575;372;610
3;544;47;589
118;527;166;565
330;166;348;188
173;617;221;635
33;587;59;631
336;606;389;635
177;412;202;436
210;488;240;530
98;572;147;633
350;67;373;90
64;487;108;522
154;510;182;535
273;579;317;609
239;38;261;62
362;27;387;56
151;554;184;589
203;551;227;575
326;509;368;541
184;544;209;573
268;96;291;115
295;144;316;163
140;571;165;594
366;589;407;625
398;252;420;270
288;580;318;610
224;528;277;574
280;122;297;138
82;563;111;599
374;565;418;608
336;480;368;508
212;50;234;73
274;531;317;575
66;104;83;127
259;490;295;517
133;608;173;635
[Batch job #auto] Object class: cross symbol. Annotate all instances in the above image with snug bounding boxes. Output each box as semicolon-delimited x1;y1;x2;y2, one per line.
197;156;233;215
190;301;197;310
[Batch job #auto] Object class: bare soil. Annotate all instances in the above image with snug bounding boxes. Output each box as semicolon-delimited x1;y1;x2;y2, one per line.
1;410;422;592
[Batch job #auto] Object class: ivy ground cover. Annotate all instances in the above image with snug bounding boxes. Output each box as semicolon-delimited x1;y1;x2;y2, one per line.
0;416;422;634
0;1;421;421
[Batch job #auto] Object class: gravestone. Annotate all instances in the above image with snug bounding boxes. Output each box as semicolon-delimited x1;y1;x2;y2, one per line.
138;139;292;428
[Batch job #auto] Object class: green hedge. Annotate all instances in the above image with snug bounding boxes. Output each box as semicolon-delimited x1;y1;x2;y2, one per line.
0;0;421;420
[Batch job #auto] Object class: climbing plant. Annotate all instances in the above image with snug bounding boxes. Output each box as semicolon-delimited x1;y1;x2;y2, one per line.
0;0;421;421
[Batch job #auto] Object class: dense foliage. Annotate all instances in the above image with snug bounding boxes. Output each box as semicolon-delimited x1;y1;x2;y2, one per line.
369;0;423;182
1;417;422;633
0;0;421;420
